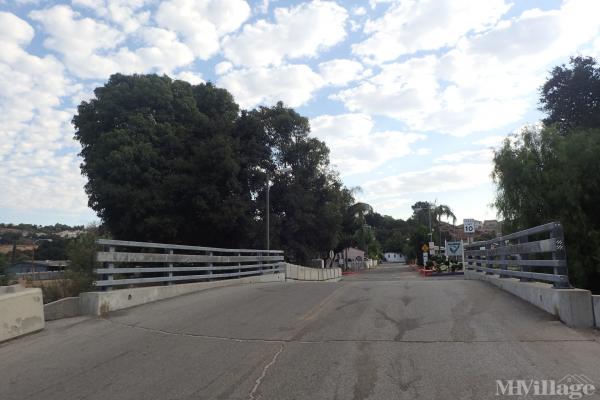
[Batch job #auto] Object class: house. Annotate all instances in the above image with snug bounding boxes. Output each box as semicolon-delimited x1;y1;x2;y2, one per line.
6;260;68;274
57;230;85;239
335;247;365;268
383;252;405;263
482;220;502;236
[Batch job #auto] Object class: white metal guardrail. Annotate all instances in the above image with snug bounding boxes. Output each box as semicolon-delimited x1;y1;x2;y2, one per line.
94;239;284;290
464;222;569;288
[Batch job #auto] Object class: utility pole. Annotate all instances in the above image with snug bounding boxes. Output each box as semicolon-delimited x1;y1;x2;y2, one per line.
428;204;433;243
265;167;292;252
266;176;270;252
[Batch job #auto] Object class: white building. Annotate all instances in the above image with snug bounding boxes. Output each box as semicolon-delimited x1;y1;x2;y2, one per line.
383;252;405;263
57;230;85;239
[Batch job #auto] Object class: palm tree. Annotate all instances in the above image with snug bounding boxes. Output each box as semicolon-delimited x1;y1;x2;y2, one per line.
433;204;456;245
347;202;373;227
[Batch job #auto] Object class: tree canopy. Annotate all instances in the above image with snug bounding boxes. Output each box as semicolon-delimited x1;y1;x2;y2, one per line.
540;56;600;133
73;73;460;265
73;74;354;263
494;56;600;293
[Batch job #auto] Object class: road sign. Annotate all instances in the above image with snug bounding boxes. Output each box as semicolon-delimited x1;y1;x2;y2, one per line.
446;241;462;256
421;243;429;252
422;253;428;264
464;219;475;234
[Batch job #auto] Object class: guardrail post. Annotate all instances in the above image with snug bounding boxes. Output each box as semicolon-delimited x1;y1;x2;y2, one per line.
237;252;242;276
498;240;509;278
551;223;569;288
106;246;115;291
167;248;173;286
518;236;531;282
207;251;213;281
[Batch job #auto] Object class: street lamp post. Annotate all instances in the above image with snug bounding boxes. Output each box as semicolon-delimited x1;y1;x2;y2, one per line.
266;167;292;251
266;180;270;252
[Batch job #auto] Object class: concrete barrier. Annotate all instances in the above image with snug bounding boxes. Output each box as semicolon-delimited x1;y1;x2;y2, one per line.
593;295;600;329
0;285;45;342
44;297;80;321
465;270;594;328
79;272;285;316
284;263;341;281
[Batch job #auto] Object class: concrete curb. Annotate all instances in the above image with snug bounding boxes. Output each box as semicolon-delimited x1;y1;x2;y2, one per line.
0;285;45;343
593;295;600;329
465;269;594;328
44;297;80;321
79;273;285;316
284;263;341;281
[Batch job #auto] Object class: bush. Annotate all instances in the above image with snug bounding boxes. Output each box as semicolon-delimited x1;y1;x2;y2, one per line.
64;229;98;295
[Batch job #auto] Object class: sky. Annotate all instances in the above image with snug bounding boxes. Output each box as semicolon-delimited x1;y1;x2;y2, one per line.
1;0;600;227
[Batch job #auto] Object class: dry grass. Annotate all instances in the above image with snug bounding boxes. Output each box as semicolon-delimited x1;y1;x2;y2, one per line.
0;244;36;254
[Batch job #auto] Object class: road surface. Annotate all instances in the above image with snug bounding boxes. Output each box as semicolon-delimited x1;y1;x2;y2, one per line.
2;263;600;399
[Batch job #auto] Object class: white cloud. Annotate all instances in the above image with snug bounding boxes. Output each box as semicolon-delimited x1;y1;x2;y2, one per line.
335;0;600;136
310;113;425;175
592;37;600;58
30;6;195;78
364;162;492;196
0;11;35;45
360;158;496;221
30;5;124;55
155;0;250;59
172;70;204;85
215;61;233;75
474;135;508;148
72;0;151;33
217;64;324;109
256;0;272;14
222;0;348;67
352;6;367;16
332;55;442;129
0;12;89;216
368;0;394;9
318;58;370;86
115;27;195;73
353;0;511;63
433;149;492;164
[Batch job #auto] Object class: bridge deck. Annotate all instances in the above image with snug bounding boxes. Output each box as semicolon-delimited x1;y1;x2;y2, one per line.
2;264;599;399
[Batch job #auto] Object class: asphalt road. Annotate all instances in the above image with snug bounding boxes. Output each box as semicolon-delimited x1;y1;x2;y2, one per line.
2;263;600;400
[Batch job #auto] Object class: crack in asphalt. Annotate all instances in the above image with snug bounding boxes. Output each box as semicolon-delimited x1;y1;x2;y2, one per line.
104;318;597;345
248;343;284;400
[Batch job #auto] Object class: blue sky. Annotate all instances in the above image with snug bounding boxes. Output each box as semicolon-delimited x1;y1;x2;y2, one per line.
1;0;599;227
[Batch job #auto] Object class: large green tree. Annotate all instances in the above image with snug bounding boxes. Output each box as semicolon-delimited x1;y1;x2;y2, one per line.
74;74;259;246
493;126;600;292
252;103;354;262
73;74;354;263
540;56;600;133
494;56;600;292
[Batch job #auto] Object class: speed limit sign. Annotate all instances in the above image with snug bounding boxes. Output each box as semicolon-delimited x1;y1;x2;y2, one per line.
464;219;475;233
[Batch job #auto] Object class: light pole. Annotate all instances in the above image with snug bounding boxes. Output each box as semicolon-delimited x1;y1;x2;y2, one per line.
266;166;292;251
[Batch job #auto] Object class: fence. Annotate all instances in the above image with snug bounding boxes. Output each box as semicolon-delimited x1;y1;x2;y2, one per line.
464;222;569;288
15;271;65;281
94;239;284;290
